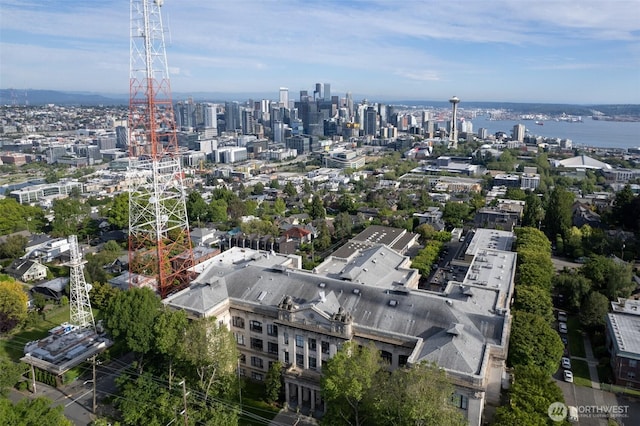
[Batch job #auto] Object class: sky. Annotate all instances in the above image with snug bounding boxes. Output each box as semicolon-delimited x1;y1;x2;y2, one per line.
1;0;639;104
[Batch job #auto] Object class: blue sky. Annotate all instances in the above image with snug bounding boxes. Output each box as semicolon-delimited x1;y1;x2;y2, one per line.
1;0;639;104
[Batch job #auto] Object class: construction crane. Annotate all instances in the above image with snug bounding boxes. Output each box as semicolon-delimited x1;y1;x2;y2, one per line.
127;0;194;298
68;235;95;329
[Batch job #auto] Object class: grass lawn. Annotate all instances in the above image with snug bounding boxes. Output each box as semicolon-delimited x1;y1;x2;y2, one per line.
567;316;586;358
571;358;592;388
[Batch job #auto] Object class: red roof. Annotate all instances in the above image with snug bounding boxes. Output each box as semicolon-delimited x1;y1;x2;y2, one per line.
284;227;311;238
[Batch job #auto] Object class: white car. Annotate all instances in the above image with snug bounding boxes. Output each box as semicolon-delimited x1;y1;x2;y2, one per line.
559;322;568;334
563;370;574;383
558;311;568;322
561;357;572;370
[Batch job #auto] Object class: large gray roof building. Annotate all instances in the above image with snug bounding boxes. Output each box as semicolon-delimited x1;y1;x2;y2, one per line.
164;228;517;425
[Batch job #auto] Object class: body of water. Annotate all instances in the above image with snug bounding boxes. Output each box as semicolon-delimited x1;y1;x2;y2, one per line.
470;117;640;150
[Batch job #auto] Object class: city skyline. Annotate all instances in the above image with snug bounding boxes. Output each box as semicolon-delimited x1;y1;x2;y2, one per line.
0;0;639;104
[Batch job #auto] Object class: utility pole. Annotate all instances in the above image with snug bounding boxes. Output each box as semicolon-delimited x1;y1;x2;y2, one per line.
92;355;97;414
179;379;189;426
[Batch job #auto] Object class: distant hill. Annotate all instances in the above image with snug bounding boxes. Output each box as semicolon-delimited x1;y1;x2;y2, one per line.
1;89;639;116
0;89;127;106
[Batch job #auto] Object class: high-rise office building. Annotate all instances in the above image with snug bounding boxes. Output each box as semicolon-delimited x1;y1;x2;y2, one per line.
224;101;241;133
242;108;255;135
323;83;331;101
279;87;289;108
364;106;378;136
512;124;526;142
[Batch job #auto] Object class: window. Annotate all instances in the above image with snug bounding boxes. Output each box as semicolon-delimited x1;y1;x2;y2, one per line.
268;342;279;354
630;360;638;368
267;324;278;337
284;332;289;345
234;333;245;346
232;316;245;329
308;338;317;352
321;341;330;354
296;353;304;368
250;338;263;351
239;354;246;364
381;350;392;365
451;394;468;410
250;320;263;333
399;355;409;367
309;356;317;370
251;372;263;381
296;335;304;348
628;372;636;379
251;356;264;369
284;351;290;364
239;368;245;377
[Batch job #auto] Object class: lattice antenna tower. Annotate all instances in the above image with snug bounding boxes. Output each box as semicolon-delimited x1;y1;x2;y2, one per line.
68;235;95;329
128;0;193;298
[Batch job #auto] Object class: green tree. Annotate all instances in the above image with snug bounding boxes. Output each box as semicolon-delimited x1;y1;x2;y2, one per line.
504;187;526;201
0;199;45;235
264;360;283;404
0;234;28;259
107;193;129;229
543;186;573;242
283;181;297;197
154;308;189;390
209;199;229;223
521;192;544;228
252;182;265;196
516;249;554;290
308;195;326;220
0;278;28;333
0;359;27;396
581;255;634;300
321;341;384;426
116;372;180;426
508;311;564;376
104;287;161;367
0;397;72;426
553;271;592;311
338;193;356;213
513;285;554;324
187;191;210;225
442;202;470;228
493;365;566;426
334;212;353;240
315;221;332;252
50;198;91;237
181;317;239;401
369;362;466;426
89;281;119;310
273;197;286;216
579;291;610;329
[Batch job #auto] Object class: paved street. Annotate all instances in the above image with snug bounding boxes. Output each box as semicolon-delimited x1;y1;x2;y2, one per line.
9;353;134;425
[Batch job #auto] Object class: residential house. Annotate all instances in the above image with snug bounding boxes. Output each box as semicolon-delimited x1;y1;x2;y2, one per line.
5;259;48;282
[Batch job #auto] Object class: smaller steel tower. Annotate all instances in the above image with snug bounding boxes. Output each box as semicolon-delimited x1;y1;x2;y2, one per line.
68;235;95;329
449;96;460;149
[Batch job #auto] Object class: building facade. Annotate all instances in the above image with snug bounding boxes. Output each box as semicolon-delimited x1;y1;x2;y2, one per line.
165;228;517;425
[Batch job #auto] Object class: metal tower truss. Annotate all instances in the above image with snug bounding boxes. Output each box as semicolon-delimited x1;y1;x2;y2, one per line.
68;235;95;329
128;0;193;298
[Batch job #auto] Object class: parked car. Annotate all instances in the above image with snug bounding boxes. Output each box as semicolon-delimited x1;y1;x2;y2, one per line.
561;335;568;345
561;357;572;370
563;370;574;383
559;322;568;334
558;311;568;322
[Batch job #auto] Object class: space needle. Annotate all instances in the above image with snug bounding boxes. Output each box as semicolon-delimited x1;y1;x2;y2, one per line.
449;96;460;149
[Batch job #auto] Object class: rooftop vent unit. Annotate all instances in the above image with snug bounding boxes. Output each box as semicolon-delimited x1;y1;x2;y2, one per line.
389;300;398;307
353;288;361;295
319;282;326;288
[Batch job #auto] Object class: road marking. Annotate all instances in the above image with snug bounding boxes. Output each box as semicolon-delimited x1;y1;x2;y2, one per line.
65;390;92;407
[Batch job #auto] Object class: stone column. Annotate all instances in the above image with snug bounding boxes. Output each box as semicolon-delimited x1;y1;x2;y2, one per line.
297;384;302;407
310;388;316;412
285;381;290;407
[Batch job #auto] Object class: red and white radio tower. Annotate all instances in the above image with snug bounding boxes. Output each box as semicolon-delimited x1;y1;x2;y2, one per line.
128;0;193;298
